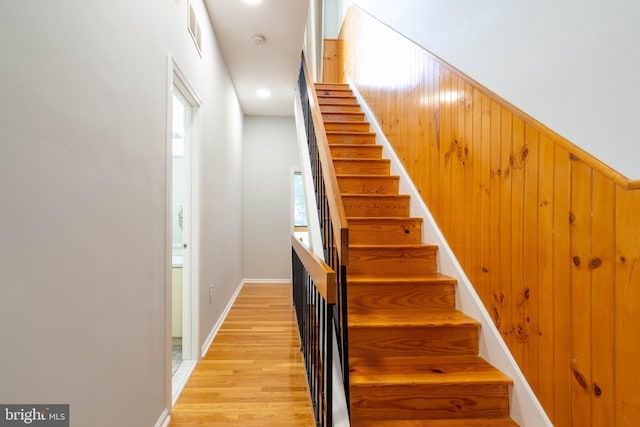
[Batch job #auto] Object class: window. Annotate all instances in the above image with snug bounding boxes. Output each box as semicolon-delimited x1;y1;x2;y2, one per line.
293;171;307;227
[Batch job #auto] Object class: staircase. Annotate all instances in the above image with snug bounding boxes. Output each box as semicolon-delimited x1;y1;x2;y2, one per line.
315;83;519;427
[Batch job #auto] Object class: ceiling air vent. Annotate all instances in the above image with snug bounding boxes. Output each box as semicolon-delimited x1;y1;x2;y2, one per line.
188;2;202;56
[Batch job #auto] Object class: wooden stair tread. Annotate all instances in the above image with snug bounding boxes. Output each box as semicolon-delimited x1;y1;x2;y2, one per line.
330;145;383;159
337;174;399;178
333;155;386;158
316;97;358;106
329;143;382;148
347;216;424;241
347;273;456;285
326;130;376;136
338;175;400;194
332;155;386;161
315;86;352;92
326;131;376;136
329;134;377;144
348;216;423;222
342;194;411;209
317;90;353;95
349;243;435;249
324;121;370;132
334;159;390;176
348;279;456;311
317;95;356;100
331;153;383;157
324;120;369;125
343;194;409;199
322;111;364;116
353;417;519;426
319;101;360;106
348;245;438;276
315;83;349;87
349;355;513;385
342;194;411;217
322;114;366;123
319;104;362;112
349;308;480;328
323;116;364;120
333;159;389;165
325;119;364;122
316;91;350;94
348;215;423;220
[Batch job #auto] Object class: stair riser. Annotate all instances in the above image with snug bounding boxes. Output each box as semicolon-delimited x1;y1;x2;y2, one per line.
330;145;383;159
315;83;349;89
348;282;456;310
317;96;357;105
334;160;390;175
349;325;479;358
322;112;365;122
350;384;510;421
320;104;361;113
348;218;423;244
338;176;399;195
316;89;353;97
327;133;376;145
348;246;438;276
343;196;411;217
324;122;370;132
353;418;519;427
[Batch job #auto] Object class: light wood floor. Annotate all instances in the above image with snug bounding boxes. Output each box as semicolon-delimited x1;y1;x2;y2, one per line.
169;283;316;427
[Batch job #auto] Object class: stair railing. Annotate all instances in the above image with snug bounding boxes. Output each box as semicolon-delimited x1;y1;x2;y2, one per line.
297;51;351;410
292;236;336;427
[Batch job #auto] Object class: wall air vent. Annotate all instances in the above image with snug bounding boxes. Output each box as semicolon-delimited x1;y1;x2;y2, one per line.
188;2;202;56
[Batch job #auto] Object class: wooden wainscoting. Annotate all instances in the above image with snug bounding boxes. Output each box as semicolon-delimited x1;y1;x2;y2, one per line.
335;6;640;427
322;39;343;84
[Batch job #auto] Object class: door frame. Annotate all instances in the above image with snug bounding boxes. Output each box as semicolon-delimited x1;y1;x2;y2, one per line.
165;55;202;407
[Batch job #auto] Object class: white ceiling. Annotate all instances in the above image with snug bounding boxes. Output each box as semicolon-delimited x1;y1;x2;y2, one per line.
204;0;310;116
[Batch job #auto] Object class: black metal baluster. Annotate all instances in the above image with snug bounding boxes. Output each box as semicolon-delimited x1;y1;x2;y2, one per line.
295;58;349;423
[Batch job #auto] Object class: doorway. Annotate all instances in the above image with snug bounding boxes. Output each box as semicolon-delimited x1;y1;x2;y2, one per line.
171;89;189;376
168;60;201;404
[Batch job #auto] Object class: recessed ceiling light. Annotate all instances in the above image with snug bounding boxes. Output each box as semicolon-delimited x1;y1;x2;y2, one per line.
243;0;262;4
251;35;266;45
256;89;271;98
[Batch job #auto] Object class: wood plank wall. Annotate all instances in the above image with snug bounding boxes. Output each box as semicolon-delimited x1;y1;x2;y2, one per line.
334;7;640;427
322;39;343;83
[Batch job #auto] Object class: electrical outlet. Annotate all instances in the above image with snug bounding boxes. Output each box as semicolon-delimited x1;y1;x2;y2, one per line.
209;284;214;303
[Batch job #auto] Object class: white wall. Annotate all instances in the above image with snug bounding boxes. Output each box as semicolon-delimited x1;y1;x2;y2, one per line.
324;0;340;39
337;0;640;180
243;116;300;280
185;1;245;350
305;0;325;82
0;0;243;426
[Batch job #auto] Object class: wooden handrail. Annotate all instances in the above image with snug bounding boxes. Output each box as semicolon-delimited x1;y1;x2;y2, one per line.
628;179;640;190
300;52;350;262
291;235;336;304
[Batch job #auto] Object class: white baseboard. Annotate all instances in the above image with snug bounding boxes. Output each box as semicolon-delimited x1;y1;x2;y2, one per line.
200;280;245;358
154;409;170;427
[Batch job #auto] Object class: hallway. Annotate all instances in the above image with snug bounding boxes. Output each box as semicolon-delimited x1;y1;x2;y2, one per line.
169;283;315;426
